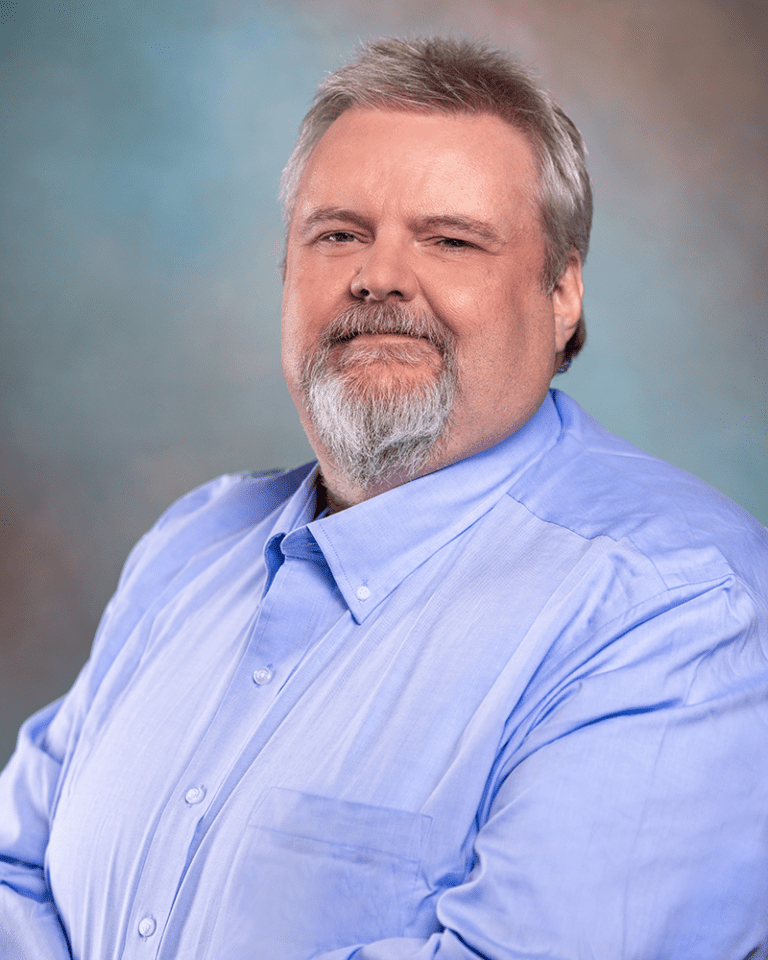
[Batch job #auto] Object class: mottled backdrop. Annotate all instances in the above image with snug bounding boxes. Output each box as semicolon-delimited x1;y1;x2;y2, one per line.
1;0;766;766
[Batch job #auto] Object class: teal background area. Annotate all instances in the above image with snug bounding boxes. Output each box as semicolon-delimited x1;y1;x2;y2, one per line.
1;0;766;766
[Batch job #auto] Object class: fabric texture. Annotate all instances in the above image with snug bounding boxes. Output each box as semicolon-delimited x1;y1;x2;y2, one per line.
1;389;767;959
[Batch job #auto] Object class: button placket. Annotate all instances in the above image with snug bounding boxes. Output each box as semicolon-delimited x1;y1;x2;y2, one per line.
121;537;338;958
128;531;349;957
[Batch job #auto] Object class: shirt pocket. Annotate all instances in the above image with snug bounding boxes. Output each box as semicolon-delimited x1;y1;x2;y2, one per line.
207;787;432;959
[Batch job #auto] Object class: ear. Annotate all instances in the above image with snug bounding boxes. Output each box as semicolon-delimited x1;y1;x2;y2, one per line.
552;253;584;353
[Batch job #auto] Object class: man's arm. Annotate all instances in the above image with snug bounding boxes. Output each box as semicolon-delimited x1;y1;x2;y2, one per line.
0;472;306;958
0;700;73;959
0;484;186;957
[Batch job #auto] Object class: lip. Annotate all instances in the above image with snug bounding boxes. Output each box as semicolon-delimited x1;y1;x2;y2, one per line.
337;332;430;344
337;333;438;354
328;333;443;370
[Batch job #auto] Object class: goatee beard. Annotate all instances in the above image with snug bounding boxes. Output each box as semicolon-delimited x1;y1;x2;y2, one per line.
300;302;457;490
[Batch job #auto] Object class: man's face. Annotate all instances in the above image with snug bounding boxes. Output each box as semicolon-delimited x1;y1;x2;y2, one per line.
281;107;582;498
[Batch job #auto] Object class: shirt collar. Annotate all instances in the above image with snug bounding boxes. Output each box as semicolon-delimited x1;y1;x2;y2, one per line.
269;463;324;535
308;391;563;623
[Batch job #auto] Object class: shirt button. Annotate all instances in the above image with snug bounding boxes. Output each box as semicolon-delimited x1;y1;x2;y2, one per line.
185;786;205;805
253;666;273;685
138;917;156;938
356;585;370;600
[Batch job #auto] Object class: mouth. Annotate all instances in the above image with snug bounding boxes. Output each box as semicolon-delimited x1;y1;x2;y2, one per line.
334;332;437;354
312;302;455;379
335;331;432;348
326;332;443;376
337;330;424;340
341;331;426;341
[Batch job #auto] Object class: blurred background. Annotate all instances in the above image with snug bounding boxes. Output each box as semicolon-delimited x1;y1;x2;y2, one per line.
1;0;766;767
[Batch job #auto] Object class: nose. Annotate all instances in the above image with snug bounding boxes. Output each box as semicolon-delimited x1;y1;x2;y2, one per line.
350;237;416;302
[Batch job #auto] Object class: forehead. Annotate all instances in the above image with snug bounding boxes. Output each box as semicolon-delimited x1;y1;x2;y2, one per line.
293;107;540;224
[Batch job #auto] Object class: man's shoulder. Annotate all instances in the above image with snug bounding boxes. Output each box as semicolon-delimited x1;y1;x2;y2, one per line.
510;391;768;589
116;464;314;594
153;466;310;533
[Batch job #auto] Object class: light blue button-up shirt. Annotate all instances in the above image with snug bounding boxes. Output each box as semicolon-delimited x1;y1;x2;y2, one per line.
2;390;768;959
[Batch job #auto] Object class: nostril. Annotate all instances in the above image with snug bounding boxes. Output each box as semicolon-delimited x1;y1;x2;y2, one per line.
354;286;405;301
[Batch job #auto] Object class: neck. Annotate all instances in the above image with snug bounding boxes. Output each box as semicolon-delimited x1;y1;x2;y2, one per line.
316;460;426;514
314;478;344;517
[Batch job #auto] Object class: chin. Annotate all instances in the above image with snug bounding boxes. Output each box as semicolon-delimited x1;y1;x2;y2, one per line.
303;363;455;491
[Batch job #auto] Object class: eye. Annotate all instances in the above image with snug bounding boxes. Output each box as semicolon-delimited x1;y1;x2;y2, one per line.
435;236;474;249
319;231;358;244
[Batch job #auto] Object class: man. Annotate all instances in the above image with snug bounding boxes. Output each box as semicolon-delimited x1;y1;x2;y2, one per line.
1;37;767;960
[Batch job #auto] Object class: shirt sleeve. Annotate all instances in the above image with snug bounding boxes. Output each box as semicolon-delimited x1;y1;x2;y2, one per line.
0;701;73;959
0;472;291;958
0;497;176;957
310;575;768;959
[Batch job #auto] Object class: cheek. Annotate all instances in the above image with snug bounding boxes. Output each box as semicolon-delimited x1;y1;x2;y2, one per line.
281;269;319;347
281;274;341;389
452;302;555;392
283;251;351;331
280;321;302;368
280;289;312;386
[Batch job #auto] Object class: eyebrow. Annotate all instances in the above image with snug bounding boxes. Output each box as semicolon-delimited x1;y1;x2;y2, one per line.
415;214;505;245
297;207;373;236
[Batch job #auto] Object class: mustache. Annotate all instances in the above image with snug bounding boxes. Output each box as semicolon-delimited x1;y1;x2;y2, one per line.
314;301;455;360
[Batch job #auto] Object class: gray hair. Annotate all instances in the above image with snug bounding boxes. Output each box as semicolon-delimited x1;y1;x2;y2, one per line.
280;37;592;371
